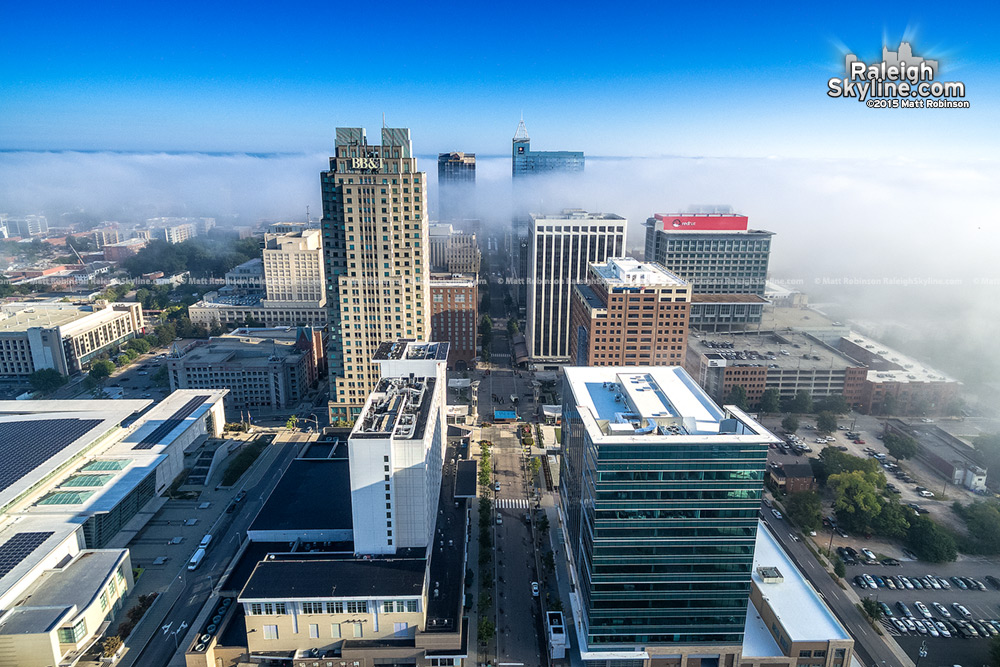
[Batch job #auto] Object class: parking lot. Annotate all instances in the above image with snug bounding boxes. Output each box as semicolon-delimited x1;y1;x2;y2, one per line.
849;558;1000;665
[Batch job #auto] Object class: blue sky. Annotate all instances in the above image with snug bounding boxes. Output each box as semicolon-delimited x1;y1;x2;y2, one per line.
1;1;998;158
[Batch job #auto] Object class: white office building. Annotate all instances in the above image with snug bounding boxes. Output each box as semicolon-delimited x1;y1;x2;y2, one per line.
526;209;626;363
348;341;448;555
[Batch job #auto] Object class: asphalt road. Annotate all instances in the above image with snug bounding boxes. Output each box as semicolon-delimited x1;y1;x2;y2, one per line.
762;509;912;667
489;424;545;667
123;439;299;667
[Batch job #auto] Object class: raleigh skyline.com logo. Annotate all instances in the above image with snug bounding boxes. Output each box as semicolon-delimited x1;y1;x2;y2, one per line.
827;41;969;108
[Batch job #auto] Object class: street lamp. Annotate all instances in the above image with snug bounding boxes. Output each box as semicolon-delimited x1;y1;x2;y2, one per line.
914;639;927;667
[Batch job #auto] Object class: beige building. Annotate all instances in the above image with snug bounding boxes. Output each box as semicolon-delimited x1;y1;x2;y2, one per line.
321;127;430;419
262;229;326;306
0;301;145;377
428;224;481;274
188;229;328;329
568;258;690;367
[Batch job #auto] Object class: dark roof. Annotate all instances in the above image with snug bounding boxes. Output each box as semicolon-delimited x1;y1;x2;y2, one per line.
0;419;103;493
454;460;477;498
691;293;768;303
425;442;468;633
778;463;815;478
240;557;426;600
249;460;352;532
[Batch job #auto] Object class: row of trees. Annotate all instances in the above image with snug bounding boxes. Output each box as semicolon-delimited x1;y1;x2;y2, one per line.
724;387;850;416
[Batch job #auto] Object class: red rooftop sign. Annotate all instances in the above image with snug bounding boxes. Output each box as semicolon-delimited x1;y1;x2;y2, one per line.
654;214;748;231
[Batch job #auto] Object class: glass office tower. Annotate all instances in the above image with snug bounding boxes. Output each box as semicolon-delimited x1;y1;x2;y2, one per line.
559;366;775;656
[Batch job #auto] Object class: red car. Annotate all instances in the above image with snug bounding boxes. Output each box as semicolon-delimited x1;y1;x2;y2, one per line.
854;439;866;444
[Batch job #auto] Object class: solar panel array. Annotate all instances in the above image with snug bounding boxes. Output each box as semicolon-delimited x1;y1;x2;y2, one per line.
0;531;53;580
132;395;211;450
0;419;103;494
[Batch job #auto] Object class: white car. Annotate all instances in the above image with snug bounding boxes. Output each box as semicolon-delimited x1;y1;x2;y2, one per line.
862;548;877;561
531;581;539;597
953;603;972;618
932;602;951;618
933;619;951;637
918;490;935;498
914;601;932;618
771;509;782;519
496;514;503;525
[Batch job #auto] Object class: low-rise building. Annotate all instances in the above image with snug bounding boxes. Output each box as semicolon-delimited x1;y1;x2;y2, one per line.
102;238;147;262
685;331;869;409
0;391;226;666
167;328;323;412
0;301;145;377
568;258;690;367
769;463;817;494
885;419;987;490
430;273;478;369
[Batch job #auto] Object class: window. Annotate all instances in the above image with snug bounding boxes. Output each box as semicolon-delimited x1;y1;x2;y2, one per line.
302;602;323;614
393;621;408;636
309;623;319;638
405;600;418;613
263;625;279;640
99;591;109;612
331;623;341;638
250;603;263;615
346;601;367;614
352;622;363;638
57;619;87;644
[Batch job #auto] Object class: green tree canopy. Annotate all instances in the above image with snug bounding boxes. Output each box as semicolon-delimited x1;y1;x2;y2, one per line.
953;501;1000;554
816;411;838;433
725;385;749;410
785;490;822;531
906;515;957;562
781;415;800;433
815;394;850;414
785;390;813;414
758;388;781;414
829;470;884;535
28;368;68;394
88;360;115;381
871;499;911;539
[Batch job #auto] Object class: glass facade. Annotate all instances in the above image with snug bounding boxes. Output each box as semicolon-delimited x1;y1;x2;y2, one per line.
561;377;768;650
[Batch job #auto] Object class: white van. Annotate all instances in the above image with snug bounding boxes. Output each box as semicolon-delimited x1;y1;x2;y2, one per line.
188;548;206;571
199;534;213;549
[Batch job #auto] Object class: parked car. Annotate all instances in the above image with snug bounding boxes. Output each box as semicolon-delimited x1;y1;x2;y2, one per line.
951;576;968;590
986;575;1000;590
891;617;908;634
915;601;932;618
771;509;782;519
953;603;972;618
854;575;868;588
531;581;539;597
896;601;912;618
934;619;951;637
932;602;952;618
879;602;894;618
862;548;877;561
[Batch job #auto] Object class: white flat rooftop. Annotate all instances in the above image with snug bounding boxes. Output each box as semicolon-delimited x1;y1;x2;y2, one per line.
565;366;777;442
592;258;687;287
742;599;783;658
752;522;851;642
844;331;958;385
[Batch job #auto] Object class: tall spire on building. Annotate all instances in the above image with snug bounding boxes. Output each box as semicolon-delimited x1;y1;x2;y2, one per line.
513;115;529;141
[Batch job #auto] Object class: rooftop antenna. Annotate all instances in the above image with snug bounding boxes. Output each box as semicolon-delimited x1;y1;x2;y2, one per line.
306;205;310;223
382;112;386;128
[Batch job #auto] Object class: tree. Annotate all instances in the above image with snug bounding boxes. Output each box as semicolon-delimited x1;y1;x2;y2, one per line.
151;365;169;388
833;557;846;578
785;490;822;531
881;393;899;416
102;636;123;658
507;318;520;336
871;500;911;539
816;411;838;433
861;597;883;622
781;415;800;433
28;368;68;394
884;432;919;461
786;390;813;414
758;388;780;414
953;501;1000;554
477;617;495;643
906;515;957;562
88;359;115;381
815;394;850;414
127;337;151;355
286;415;298;431
829;470;884;535
725;385;749;410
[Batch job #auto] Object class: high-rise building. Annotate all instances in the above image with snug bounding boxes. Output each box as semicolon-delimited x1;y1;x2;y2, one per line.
511;118;584;177
559;365;775;655
569;258;691;366
643;213;774;332
1;215;48;238
430;273;478;369
526;210;626;364
350;341;447;554
262;229;325;306
437;151;476;221
320;127;430;420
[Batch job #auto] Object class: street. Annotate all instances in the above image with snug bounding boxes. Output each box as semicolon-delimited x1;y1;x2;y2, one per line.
485;422;546;667
119;437;299;667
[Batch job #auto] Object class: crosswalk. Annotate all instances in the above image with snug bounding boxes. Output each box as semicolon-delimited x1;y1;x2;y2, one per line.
495;497;530;509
